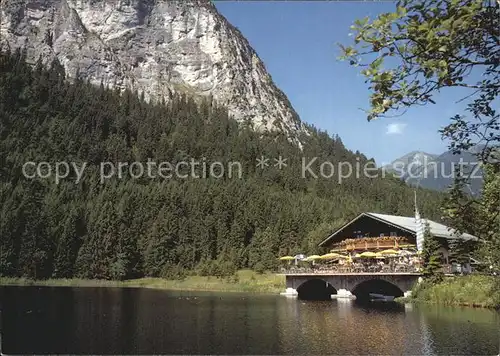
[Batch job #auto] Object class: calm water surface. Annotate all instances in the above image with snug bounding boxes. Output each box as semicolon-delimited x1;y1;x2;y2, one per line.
1;286;499;355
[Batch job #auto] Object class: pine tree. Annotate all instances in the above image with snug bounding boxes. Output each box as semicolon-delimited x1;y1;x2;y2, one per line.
52;208;83;278
248;227;279;272
421;221;443;283
448;238;472;269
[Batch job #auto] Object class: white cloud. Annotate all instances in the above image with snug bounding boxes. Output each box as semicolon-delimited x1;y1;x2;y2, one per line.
386;123;407;135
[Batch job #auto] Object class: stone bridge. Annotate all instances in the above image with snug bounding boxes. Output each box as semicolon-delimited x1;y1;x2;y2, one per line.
282;273;421;300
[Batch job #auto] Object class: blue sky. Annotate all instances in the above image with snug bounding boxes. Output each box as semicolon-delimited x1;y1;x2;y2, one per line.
214;2;471;166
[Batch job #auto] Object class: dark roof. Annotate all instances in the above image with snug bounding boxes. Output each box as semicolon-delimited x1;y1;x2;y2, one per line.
319;212;478;247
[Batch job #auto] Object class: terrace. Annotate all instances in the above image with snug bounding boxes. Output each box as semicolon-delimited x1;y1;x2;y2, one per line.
331;236;413;252
280;263;420;275
279;236;423;275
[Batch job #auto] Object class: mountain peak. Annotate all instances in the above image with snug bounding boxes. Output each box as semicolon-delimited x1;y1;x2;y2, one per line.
383;151;438;171
0;0;305;136
385;149;483;195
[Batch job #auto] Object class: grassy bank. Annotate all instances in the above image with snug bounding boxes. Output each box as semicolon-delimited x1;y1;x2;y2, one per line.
400;275;500;309
0;270;285;294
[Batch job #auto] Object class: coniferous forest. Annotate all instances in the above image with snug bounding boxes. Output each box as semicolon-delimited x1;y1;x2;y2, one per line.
0;49;445;280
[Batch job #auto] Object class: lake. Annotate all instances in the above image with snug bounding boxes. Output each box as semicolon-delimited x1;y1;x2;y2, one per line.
1;286;499;355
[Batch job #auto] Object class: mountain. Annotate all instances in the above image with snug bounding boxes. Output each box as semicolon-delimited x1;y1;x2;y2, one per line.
0;0;304;135
384;150;484;195
383;151;439;178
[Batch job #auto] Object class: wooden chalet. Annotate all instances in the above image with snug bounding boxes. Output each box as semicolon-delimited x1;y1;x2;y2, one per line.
319;212;478;264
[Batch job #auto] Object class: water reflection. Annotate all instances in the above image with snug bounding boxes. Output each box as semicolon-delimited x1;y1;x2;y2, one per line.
278;300;409;355
417;304;500;356
0;286;498;355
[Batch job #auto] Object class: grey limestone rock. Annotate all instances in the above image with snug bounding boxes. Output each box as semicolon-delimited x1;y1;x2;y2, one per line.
1;0;306;137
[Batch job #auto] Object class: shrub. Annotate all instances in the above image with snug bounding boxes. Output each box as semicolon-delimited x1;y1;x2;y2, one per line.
225;273;240;284
253;262;266;274
161;264;186;281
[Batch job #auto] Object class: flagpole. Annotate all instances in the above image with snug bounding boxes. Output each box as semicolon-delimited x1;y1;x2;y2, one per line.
415;190;424;252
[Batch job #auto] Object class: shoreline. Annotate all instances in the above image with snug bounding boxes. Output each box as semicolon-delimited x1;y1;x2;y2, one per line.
395;296;499;309
2;273;498;309
0;270;285;294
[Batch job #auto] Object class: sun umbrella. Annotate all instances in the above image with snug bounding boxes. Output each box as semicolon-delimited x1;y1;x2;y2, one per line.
319;253;341;260
380;249;399;255
359;251;378;258
278;256;295;261
304;255;322;262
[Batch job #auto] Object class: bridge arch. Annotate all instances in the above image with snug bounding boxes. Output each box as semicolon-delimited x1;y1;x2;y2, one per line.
351;278;404;301
296;279;337;300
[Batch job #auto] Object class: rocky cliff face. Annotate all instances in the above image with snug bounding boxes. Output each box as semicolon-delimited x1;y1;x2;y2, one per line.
1;0;304;135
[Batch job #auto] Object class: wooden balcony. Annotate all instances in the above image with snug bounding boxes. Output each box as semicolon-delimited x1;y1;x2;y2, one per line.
331;237;414;252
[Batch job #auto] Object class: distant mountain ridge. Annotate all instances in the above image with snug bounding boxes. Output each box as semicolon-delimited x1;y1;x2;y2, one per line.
384;149;484;195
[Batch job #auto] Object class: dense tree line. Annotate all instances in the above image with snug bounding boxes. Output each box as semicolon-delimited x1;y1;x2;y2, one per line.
0;49;445;280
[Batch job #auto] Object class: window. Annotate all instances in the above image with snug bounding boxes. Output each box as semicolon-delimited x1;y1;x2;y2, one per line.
390;232;397;237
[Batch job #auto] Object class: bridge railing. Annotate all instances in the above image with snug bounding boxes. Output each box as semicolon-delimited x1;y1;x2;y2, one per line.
278;264;475;275
279;264;422;274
